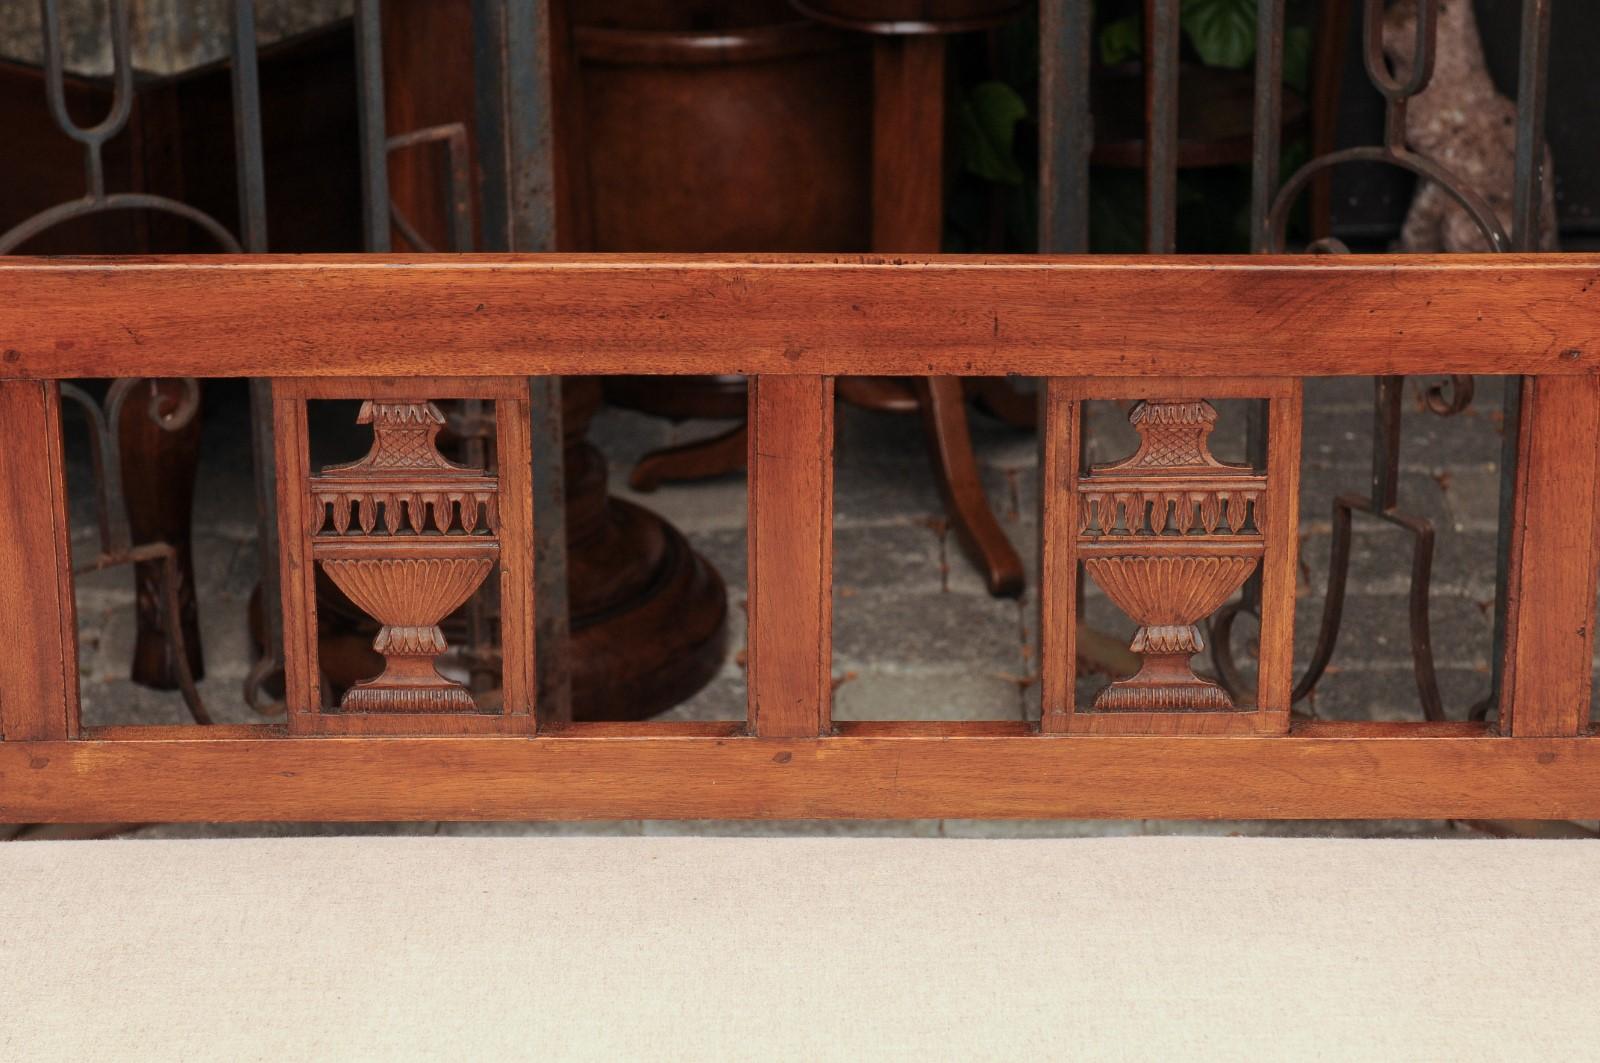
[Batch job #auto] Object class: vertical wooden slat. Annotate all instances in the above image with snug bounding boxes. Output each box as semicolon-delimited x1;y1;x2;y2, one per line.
273;382;320;729
1039;378;1080;733
495;387;538;728
1502;375;1600;737
1255;380;1303;731
748;375;834;738
0;380;78;740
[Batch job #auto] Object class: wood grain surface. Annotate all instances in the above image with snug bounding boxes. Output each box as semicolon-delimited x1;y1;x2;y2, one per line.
4;729;1600;821
0;381;78;741
0;254;1594;379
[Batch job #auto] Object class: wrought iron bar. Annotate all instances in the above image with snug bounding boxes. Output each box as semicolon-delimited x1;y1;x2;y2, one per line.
354;0;392;252
1227;0;1290;672
386;124;475;254
1142;0;1181;253
229;0;284;716
1037;0;1092;255
1511;0;1552;250
230;0;269;253
472;0;569;726
1483;0;1555;728
474;0;558;253
1249;0;1287;250
1036;0;1095;684
1215;0;1556;723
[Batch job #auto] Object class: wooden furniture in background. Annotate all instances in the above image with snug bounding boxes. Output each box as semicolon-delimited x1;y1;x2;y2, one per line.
806;0;1029;597
1;253;1598;822
544;0;1032;598
567;1;870;490
377;0;729;721
558;379;729;719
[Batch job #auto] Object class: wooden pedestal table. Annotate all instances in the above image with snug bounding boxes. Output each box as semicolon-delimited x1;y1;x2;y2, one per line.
565;1;869;493
795;0;1031;597
564;0;1029;598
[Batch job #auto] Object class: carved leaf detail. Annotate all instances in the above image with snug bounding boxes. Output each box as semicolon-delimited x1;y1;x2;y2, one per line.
1085;555;1259;628
317;552;497;714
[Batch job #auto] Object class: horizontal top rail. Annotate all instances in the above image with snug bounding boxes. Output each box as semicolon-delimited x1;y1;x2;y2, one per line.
0;253;1595;379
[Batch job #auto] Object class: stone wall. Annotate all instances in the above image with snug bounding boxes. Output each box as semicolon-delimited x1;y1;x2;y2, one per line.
0;0;351;77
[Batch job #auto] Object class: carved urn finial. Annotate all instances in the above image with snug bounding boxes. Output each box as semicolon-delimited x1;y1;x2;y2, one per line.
347;401;458;471
309;399;501;713
1078;399;1267;711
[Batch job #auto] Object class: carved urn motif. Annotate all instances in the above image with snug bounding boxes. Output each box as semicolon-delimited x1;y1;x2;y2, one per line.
1079;400;1266;711
310;401;500;713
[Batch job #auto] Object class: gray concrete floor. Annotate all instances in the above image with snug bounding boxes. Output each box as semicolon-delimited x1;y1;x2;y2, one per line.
58;376;1567;839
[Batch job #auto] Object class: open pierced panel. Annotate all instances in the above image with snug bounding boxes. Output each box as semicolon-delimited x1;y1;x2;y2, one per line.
274;377;535;736
827;375;1038;725
1041;378;1302;735
57;378;221;730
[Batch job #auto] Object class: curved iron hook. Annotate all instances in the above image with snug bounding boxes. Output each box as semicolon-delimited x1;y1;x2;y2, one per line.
57;382;124;556
1362;0;1438;101
1265;147;1511;254
1422;375;1475;417
0;192;244;254
56;380;202;557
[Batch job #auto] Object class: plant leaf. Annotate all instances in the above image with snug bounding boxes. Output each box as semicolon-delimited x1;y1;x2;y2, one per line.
954;81;1028;186
1282;25;1311;93
1099;14;1142;66
1181;0;1257;70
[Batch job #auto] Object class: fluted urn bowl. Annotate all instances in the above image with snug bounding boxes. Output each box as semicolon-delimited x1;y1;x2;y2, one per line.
1084;550;1262;711
318;540;499;712
1084;554;1260;630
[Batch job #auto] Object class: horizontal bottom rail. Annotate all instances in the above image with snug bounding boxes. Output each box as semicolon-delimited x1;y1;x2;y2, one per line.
3;731;1597;821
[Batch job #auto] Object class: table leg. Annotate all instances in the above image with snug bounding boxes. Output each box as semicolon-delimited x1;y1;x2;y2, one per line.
869;34;1026;599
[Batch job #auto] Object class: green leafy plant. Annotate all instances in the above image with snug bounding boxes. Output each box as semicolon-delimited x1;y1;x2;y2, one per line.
1100;14;1142;65
1100;0;1309;76
1181;0;1257;68
947;2;1316;254
954;81;1029;187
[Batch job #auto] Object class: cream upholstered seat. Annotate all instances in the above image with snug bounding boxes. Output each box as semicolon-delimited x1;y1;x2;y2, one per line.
3;835;1597;1061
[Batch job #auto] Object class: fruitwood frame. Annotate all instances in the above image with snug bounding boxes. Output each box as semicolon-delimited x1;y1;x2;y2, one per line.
2;254;1598;822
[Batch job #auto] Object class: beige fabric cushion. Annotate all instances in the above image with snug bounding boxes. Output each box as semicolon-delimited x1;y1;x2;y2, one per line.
2;836;1597;1061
